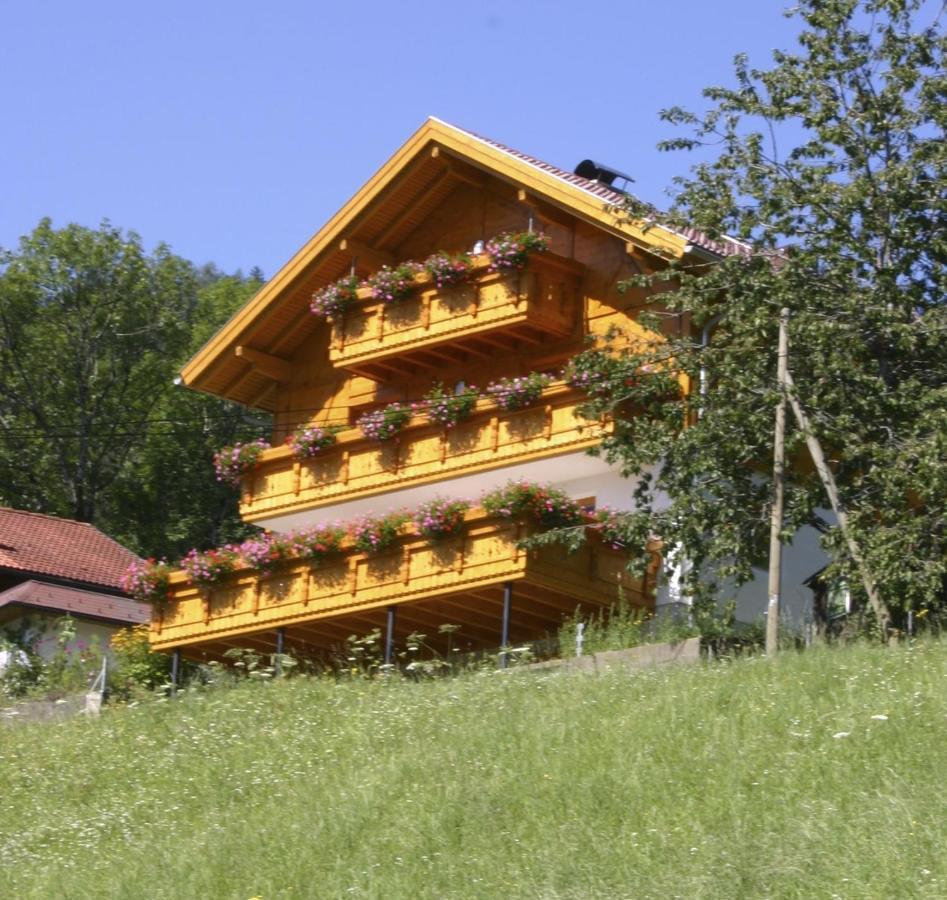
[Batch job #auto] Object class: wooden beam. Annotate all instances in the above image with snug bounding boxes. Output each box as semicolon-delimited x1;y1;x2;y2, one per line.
235;345;292;382
339;238;394;270
374;168;452;248
517;188;576;229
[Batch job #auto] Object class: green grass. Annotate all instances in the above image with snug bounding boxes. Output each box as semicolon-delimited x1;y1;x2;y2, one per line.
2;640;946;899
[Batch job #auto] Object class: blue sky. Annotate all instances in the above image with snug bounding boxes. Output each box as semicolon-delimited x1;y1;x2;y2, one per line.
3;1;803;277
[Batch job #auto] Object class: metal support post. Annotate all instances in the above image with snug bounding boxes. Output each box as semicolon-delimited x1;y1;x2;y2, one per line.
170;649;180;698
384;606;396;667
500;582;513;669
274;627;285;677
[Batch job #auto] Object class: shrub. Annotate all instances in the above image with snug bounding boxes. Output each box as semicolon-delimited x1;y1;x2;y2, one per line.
287;423;342;458
213;438;270;486
292;525;346;563
357;402;412;441
417;382;479;429
350;513;407;554
485;230;550;270
121;558;173;605
366;262;423;302
412;498;470;540
109;624;170;693
180;546;241;589
310;275;360;319
482;480;584;529
423;250;473;288
484;372;551;411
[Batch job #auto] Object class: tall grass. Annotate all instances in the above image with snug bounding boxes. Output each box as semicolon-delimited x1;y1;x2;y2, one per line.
2;640;946;898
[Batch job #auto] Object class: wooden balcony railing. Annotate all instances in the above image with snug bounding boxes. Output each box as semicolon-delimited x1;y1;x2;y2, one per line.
240;384;605;523
149;509;653;654
329;252;583;380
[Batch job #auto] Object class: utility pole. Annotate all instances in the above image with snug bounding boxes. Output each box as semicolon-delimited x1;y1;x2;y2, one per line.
766;309;790;657
783;370;891;637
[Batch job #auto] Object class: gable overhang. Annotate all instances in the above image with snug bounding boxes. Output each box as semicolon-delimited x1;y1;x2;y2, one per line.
181;118;691;409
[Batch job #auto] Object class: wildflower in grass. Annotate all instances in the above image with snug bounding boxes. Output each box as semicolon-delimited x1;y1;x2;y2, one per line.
292;524;346;563
179;546;240;588
213;438;270;486
350;513;407;554
238;532;296;572
310;274;360;319
485;372;551;411
121;558;173;605
423;250;473;288
482;480;583;529
485;230;550;270
287;423;342;458
412;497;469;540
357;402;412;441
366;262;423;302
416;382;480;429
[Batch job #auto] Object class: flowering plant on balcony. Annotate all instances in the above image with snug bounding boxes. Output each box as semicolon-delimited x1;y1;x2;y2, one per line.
412;497;470;540
423;250;473;288
562;353;609;394
310;274;360;319
351;512;408;554
287;423;343;458
587;507;629;550
485;230;550;270
180;546;241;589
356;402;412;441
484;372;551;411
121;558;173;605
238;532;296;572
482;480;584;529
416;382;480;429
292;524;346;563
366;262;423;303
213;438;271;486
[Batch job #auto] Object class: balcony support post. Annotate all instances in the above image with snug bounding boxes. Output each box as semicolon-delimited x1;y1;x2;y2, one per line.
500;582;513;669
170;649;181;698
274;627;285;677
384;605;397;667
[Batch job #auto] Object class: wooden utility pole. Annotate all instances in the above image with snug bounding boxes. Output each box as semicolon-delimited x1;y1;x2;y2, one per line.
783;370;891;636
766;309;790;657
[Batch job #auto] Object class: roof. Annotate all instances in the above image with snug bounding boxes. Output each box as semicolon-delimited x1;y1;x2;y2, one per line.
0;507;139;591
180;117;753;408
0;579;149;625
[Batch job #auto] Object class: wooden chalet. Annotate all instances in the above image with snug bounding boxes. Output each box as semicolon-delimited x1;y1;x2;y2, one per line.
150;118;751;666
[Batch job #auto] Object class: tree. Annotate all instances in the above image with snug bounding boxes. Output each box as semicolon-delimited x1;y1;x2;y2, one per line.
566;0;946;631
0;220;269;559
0;219;197;522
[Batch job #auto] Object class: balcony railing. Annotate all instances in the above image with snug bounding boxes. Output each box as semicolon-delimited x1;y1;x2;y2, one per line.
149;509;652;654
240;384;605;523
329;252;583;380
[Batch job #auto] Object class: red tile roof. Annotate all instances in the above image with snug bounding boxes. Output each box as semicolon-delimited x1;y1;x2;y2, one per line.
451;121;753;260
0;579;149;624
0;508;139;591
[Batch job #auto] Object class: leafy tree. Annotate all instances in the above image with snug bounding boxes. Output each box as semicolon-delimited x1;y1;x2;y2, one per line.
0;219;196;522
0;220;269;558
103;273;270;560
565;0;946;631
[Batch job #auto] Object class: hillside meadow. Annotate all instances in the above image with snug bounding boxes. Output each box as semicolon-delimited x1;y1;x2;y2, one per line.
1;640;945;899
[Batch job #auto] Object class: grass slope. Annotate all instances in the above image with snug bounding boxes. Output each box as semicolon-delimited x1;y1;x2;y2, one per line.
1;641;946;899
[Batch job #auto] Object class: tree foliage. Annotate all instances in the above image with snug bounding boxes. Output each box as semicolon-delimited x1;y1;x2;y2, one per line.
571;0;946;627
0;220;268;558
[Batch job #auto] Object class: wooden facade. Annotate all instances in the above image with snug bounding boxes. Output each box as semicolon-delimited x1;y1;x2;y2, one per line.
150;118;707;660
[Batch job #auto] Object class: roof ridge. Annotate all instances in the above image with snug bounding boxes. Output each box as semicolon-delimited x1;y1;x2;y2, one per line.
0;506;98;529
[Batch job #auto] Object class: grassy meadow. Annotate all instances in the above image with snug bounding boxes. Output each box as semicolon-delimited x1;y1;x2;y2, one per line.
1;640;946;899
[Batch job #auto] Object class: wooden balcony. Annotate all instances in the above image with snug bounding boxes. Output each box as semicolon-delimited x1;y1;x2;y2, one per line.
329;252;583;380
149;510;656;657
241;384;605;524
